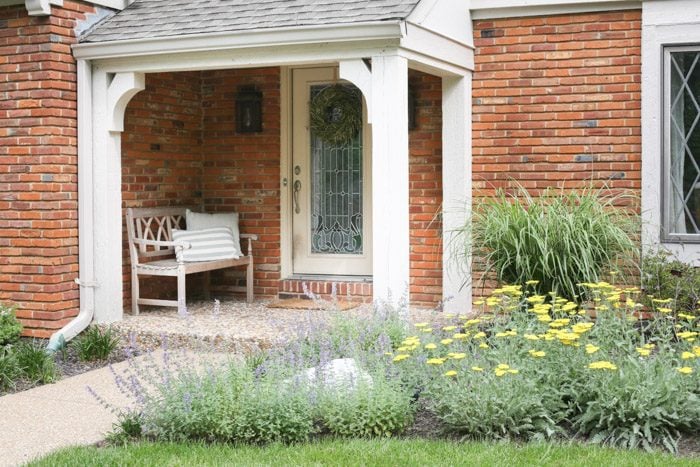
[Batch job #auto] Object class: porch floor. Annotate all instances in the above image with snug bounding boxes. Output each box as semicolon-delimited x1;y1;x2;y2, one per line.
108;299;448;353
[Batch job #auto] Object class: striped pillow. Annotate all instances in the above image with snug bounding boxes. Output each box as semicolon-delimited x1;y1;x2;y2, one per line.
171;227;241;262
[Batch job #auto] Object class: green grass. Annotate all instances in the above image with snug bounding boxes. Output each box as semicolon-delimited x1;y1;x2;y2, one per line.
31;438;696;467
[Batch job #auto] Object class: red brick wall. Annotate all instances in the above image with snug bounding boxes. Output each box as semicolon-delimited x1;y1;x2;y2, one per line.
409;71;443;307
0;1;96;337
121;72;204;305
472;11;641;195
471;10;642;294
200;68;282;298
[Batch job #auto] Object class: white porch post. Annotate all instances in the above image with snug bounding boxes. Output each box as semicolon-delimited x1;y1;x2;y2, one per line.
442;74;472;313
91;69;145;323
370;54;410;306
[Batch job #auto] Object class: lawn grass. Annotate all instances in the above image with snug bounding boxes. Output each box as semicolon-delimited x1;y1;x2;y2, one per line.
31;438;697;467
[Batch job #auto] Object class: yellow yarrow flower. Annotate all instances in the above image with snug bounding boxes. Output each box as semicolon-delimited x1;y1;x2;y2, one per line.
393;354;410;363
528;350;546;358
681;351;696;360
471;366;484;372
479;343;489;349
427;358;446;365
441;338;454;345
473;332;486;339
678;367;694;374
538;315;553;323
425;343;437;350
442;325;457;332
525;280;540;286
585;344;600;354
443;370;458;377
473;300;485;306
465;319;482;327
572;322;594;334
636;347;651;357
524;334;540;341
657;307;672;314
414;322;429;328
588;361;618;370
453;333;468;340
693;346;700;357
449;352;467;360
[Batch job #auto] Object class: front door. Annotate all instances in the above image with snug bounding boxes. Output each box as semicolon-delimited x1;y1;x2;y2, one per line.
291;67;372;276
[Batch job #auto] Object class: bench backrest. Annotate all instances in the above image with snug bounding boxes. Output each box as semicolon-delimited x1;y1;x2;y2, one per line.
126;206;198;264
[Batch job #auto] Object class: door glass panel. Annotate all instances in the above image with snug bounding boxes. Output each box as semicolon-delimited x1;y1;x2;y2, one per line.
309;84;363;254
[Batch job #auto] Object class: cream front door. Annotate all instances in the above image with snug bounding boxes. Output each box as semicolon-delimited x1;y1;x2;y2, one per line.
291;67;372;276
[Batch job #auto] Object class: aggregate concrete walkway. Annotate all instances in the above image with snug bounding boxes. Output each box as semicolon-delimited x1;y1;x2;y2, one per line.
0;355;145;466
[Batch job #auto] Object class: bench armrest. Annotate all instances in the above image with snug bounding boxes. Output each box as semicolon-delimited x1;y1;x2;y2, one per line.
132;238;191;249
240;233;257;256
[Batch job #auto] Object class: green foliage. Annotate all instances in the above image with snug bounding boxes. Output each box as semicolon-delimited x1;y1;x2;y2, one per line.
0;304;22;347
106;411;143;447
572;357;700;453
318;381;415;438
71;326;120;361
232;384;315;444
15;340;57;384
0;346;20;390
642;250;700;315
430;373;559;441
458;186;639;300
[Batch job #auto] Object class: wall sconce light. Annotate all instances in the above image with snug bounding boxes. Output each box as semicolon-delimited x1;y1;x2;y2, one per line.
236;86;262;133
408;85;417;130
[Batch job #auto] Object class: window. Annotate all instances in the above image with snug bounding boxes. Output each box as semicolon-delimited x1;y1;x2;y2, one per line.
664;48;700;241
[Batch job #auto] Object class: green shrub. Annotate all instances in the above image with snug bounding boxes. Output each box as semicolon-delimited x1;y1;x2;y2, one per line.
0;304;22;347
71;326;120;361
0;347;20;390
232;384;315;444
106;411;143;447
318;381;415;438
458;186;639;300
15;340;57;384
573;356;700;452
642;250;700;315
429;370;559;441
143;364;250;442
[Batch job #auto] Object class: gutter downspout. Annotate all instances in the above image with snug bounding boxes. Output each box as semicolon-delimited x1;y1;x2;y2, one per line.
48;59;96;352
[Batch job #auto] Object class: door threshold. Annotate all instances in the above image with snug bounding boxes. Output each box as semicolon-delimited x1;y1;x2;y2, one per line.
285;274;372;283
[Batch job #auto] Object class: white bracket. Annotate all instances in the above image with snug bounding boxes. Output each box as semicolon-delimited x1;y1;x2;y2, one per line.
24;0;62;16
339;59;373;123
74;277;99;288
107;72;145;132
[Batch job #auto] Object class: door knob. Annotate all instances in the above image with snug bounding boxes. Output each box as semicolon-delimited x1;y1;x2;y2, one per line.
293;180;302;214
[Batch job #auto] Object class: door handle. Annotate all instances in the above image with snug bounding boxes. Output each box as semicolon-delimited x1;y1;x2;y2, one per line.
293;180;302;214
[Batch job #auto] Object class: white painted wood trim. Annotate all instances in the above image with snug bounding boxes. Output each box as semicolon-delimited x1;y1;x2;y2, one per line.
107;72;145;131
371;54;410;304
280;67;293;279
442;74;472;313
471;0;640;19
339;60;373;123
641;0;700;265
74;22;405;60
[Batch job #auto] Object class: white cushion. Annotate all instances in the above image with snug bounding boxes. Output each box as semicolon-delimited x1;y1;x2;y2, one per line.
172;227;241;262
186;209;240;251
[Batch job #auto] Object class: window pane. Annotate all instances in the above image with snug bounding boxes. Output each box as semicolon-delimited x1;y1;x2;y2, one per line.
668;51;700;234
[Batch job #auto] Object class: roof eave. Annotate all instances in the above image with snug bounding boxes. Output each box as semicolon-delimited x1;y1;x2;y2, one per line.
73;20;406;61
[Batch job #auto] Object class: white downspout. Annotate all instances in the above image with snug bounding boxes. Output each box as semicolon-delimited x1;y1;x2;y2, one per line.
48;59;96;351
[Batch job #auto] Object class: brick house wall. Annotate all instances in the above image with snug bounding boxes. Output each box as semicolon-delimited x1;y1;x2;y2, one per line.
471;10;642;294
0;1;96;337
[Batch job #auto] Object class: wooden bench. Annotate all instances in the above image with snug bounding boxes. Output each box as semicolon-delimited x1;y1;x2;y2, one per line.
126;207;257;315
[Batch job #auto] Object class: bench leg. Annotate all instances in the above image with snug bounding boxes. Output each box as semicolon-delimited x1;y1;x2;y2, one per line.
246;257;254;303
177;266;187;313
203;271;211;300
131;268;140;315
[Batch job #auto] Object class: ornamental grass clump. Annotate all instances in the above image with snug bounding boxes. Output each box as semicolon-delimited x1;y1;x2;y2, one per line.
458;185;639;300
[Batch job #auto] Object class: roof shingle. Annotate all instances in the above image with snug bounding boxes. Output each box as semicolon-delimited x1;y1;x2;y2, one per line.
82;0;421;43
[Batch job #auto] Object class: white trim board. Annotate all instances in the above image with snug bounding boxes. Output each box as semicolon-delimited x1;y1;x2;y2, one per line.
641;0;700;265
471;0;641;19
0;0;125;15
